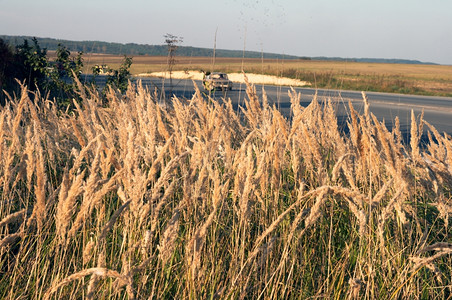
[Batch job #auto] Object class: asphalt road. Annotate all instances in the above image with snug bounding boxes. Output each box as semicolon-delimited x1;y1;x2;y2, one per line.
83;75;452;139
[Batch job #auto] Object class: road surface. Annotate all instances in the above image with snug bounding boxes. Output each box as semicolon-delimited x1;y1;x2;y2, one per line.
83;75;452;139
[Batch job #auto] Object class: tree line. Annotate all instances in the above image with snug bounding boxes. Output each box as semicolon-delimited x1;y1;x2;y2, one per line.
0;35;308;60
2;35;437;65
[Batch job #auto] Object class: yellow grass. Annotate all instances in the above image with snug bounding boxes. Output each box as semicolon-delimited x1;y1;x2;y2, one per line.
76;53;452;95
0;79;451;299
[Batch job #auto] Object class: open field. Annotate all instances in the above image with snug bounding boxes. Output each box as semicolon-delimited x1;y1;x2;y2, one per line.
73;52;452;96
0;81;451;299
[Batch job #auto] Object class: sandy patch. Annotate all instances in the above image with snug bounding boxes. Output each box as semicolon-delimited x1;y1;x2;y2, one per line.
138;71;310;87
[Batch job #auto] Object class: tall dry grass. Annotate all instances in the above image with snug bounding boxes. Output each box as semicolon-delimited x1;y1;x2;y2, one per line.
0;78;451;299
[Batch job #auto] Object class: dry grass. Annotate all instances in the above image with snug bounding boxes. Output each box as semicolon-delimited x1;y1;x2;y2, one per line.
75;53;452;96
0;78;451;299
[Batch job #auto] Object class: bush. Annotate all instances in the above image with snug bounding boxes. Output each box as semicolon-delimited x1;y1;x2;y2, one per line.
1;38;133;108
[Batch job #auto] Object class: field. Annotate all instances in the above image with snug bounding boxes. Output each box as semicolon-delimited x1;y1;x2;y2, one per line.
76;53;452;96
0;79;451;299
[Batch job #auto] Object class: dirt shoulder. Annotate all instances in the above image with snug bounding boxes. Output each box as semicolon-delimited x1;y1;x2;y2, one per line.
139;71;311;87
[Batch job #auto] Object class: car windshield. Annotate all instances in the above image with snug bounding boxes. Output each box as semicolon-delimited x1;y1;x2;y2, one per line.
212;73;227;79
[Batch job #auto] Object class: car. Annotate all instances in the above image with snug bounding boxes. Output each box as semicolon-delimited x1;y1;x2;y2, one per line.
202;72;233;91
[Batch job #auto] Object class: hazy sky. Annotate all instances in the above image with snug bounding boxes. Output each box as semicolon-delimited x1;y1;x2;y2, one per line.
1;0;451;64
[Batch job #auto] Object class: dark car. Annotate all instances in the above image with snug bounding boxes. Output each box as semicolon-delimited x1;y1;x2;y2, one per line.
203;72;233;91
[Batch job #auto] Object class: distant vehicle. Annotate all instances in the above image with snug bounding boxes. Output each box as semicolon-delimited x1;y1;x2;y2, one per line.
92;64;112;75
203;72;233;91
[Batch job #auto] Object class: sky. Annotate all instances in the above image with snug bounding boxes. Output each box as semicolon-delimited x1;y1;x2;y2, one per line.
1;0;451;65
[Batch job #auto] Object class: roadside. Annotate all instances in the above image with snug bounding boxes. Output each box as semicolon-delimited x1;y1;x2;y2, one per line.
138;70;311;87
77;53;452;97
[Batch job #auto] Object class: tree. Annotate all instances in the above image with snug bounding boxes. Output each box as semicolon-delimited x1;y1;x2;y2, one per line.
0;37;49;104
164;34;183;98
0;38;86;107
106;55;133;92
0;39;16;104
1;38;134;108
15;37;49;92
49;43;84;102
54;43;83;79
